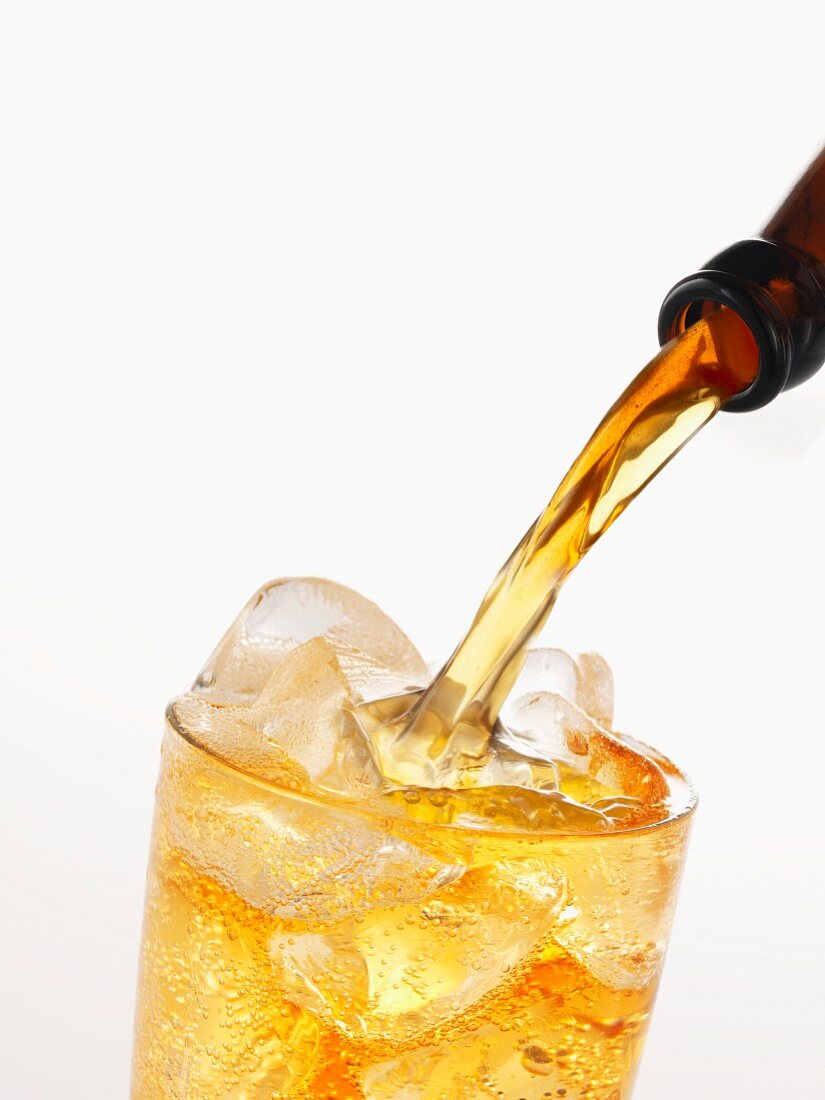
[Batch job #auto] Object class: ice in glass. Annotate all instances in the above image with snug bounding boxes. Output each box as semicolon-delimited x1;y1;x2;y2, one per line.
132;578;694;1099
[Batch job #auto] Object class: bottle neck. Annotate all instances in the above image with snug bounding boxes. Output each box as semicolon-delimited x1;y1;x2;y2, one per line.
658;236;825;411
659;145;825;411
763;145;825;268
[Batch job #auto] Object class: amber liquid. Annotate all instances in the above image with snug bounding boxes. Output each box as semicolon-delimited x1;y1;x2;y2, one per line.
133;729;693;1099
365;307;758;786
133;309;758;1099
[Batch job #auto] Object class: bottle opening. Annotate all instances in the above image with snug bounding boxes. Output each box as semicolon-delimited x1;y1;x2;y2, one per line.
670;302;760;400
658;267;792;411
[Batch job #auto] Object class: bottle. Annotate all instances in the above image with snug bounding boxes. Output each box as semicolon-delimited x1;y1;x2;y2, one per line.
659;145;825;411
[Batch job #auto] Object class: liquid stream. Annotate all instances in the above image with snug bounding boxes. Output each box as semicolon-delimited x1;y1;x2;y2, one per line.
360;308;758;787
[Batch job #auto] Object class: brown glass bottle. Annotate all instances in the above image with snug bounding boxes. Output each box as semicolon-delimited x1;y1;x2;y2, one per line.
659;145;825;410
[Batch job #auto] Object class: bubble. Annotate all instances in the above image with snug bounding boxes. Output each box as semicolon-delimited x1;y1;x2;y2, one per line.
521;1043;554;1076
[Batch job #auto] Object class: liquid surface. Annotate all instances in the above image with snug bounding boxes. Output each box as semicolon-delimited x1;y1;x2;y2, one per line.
173;576;691;836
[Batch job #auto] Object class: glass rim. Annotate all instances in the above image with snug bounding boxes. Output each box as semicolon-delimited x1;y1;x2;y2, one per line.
166;698;698;844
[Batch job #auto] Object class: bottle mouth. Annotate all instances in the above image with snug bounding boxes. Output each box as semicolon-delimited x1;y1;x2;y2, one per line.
658;271;794;412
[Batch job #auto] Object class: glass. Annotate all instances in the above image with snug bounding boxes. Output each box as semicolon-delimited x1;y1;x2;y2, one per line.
131;706;695;1099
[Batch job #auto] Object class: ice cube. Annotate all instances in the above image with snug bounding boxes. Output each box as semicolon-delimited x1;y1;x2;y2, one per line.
158;729;461;923
169;694;313;790
183;578;431;795
575;651;614;727
501;691;668;805
507;647;580;703
246;636;354;782
499;690;591;765
503;647;614;727
271;857;566;1042
133;850;321;1097
174;649;382;797
183;639;400;798
550;828;682;991
193;577;427;704
360;1030;533;1100
360;1007;604;1099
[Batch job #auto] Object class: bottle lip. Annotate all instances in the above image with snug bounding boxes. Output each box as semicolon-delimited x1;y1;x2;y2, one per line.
658;271;793;412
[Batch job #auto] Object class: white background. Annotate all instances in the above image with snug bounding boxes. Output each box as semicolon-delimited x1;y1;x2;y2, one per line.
1;4;824;1097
